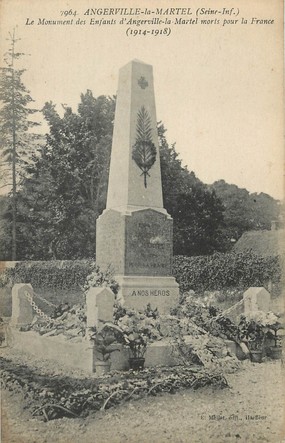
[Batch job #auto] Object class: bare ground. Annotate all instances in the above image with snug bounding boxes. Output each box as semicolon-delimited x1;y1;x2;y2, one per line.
1;347;285;443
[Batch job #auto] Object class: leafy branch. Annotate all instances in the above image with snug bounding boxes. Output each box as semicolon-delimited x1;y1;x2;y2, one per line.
132;106;157;188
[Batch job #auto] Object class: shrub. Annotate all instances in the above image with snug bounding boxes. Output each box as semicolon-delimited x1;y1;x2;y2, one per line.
173;251;282;293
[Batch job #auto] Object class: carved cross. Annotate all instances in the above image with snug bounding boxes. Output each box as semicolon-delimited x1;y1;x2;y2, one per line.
138;76;148;89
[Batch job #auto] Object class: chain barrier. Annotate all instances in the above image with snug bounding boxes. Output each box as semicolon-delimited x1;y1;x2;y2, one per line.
215;298;244;320
24;288;244;329
24;291;61;325
32;290;57;308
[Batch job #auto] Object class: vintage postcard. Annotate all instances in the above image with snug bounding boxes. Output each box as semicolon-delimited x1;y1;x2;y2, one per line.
0;0;284;442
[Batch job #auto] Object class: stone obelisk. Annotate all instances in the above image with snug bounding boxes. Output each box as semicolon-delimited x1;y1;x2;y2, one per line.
96;59;179;313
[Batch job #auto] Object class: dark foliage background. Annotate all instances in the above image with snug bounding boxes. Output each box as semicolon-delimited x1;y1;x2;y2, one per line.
0;91;281;260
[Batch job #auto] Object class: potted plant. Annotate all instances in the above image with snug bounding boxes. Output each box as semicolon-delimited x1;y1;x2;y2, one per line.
266;319;283;360
238;315;266;363
247;325;266;363
88;325;120;375
111;305;161;370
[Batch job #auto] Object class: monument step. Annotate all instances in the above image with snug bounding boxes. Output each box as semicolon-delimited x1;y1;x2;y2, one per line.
115;275;179;314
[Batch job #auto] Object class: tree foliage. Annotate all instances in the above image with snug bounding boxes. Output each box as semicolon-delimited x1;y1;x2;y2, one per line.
210;180;281;247
0;33;39;180
159;124;226;255
0;30;40;259
6;92;114;260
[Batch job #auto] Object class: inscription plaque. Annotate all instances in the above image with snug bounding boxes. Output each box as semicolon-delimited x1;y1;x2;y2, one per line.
125;209;172;276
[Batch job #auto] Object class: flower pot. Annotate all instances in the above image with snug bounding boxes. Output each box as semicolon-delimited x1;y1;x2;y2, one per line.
250;350;263;363
128;357;145;371
268;347;282;360
95;360;111;375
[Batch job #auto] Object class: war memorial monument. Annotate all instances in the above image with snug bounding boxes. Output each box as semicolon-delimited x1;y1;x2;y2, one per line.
96;59;179;313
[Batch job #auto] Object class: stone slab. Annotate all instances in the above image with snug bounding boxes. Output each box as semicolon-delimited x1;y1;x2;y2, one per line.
11;329;94;372
115;275;179;314
11;329;241;373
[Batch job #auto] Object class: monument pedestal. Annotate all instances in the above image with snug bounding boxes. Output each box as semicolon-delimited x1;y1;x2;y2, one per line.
115;275;179;314
96;207;179;313
97;207;173;276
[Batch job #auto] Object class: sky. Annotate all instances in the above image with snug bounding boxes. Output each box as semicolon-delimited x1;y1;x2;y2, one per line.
0;0;284;199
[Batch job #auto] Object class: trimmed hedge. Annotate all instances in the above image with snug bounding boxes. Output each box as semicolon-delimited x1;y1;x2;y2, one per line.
0;251;282;296
0;260;95;290
173;251;282;293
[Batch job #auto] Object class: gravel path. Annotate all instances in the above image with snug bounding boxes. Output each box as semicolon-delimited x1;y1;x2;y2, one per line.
1;347;284;443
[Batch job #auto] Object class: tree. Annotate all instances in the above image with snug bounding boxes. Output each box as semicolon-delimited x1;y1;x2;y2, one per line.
210;180;281;246
15;92;115;259
0;29;39;259
159;124;226;255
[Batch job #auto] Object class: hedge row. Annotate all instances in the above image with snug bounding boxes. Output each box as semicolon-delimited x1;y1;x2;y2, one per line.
0;251;282;294
173;251;282;293
0;260;95;290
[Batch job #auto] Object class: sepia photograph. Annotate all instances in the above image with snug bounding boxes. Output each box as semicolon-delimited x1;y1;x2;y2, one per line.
0;0;284;442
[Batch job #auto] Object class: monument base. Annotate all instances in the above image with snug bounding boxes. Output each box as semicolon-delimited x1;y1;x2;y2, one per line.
115;275;179;314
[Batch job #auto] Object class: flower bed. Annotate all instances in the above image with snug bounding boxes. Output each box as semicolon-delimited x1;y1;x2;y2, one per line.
1;356;228;421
